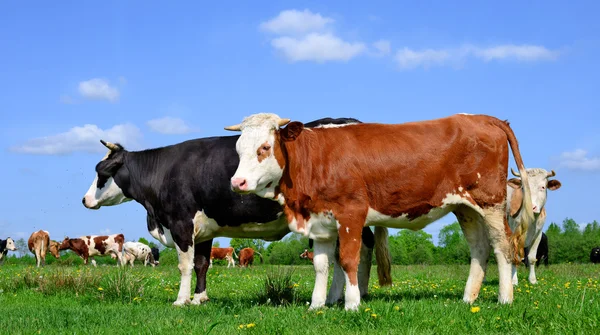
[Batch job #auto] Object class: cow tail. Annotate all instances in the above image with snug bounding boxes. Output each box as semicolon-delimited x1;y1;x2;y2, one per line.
493;118;534;265
374;226;393;286
255;251;264;264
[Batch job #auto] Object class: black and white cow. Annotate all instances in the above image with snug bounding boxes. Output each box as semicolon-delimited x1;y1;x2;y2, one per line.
151;246;160;265
0;237;17;264
591;247;600;264
82;118;391;306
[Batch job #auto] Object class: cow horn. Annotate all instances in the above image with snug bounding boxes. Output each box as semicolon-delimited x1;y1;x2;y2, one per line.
278;118;291;127
510;167;521;177
547;170;556;178
100;140;120;151
224;124;242;131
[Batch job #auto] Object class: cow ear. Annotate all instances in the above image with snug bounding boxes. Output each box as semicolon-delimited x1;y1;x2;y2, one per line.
547;179;561;191
96;153;124;177
280;122;304;142
507;178;522;189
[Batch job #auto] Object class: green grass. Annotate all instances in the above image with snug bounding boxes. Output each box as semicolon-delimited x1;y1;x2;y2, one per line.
0;263;598;334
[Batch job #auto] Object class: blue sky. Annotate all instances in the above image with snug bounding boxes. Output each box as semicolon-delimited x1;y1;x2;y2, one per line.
1;1;599;249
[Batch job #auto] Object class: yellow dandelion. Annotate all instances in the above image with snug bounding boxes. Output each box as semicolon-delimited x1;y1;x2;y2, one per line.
316;311;324;315
371;314;377;318
246;323;255;328
364;308;371;312
98;287;103;291
394;306;400;311
238;325;245;329
470;306;481;313
557;304;561;309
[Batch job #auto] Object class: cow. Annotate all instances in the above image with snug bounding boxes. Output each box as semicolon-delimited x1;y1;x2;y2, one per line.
58;234;124;266
209;247;237;268
238;247;263;267
123;241;157;267
0;237;17;264
151;246;160;265
81;117;392;307
506;168;561;285
226;112;535;311
591;247;600;264
27;230;61;267
524;232;548;268
300;249;314;262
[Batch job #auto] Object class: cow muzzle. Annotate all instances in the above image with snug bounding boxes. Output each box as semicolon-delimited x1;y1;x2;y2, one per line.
82;196;100;210
231;177;248;192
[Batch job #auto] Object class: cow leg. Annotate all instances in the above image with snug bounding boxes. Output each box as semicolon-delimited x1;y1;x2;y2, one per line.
91;258;97;267
358;234;374;298
172;223;195;306
456;208;489;304
326;242;344;305
483;206;514;304
209;259;213;268
527;232;544;284
337;221;364;311
35;250;41;267
309;239;336;310
191;240;212;305
327;234;374;304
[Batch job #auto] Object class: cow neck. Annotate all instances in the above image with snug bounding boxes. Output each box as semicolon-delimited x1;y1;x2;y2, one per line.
277;130;318;228
120;150;166;212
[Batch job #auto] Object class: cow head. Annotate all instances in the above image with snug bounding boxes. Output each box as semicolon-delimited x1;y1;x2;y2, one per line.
82;140;133;209
49;240;61;258
59;237;71;251
4;237;16;251
508;168;561;216
300;249;310;259
225;113;292;199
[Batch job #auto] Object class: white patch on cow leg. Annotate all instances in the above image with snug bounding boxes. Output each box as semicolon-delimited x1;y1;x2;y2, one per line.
527;231;543;284
358;241;373;298
91;258;97;267
483;206;513;304
173;243;194;307
309;240;336;310
511;265;519;286
456;208;489;304
208;259;213;268
191;291;209;305
344;272;361;311
326;257;344;305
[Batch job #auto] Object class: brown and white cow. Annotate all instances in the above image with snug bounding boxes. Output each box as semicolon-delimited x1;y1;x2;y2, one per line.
300;249;314;263
59;234;125;266
27;230;61;267
209;247;237;268
226;113;534;310
238;247;263;267
506;168;561;285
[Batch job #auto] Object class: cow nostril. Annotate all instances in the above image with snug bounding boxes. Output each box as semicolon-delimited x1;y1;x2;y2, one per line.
240;179;247;187
82;197;86;205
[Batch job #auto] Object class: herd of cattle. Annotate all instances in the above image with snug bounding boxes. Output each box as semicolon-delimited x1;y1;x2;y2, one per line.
2;113;600;311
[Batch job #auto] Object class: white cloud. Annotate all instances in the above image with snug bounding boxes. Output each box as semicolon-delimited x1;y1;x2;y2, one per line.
78;78;120;102
472;45;559;62
10;123;142;155
259;9;333;35
272;33;366;63
146;117;196;135
395;48;451;70
394;44;559;70
559;149;600;172
372;40;391;56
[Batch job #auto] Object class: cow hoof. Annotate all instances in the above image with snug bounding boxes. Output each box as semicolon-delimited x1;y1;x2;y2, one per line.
191;292;209;305
529;279;537;285
173;299;190;307
308;302;325;310
344;302;360;311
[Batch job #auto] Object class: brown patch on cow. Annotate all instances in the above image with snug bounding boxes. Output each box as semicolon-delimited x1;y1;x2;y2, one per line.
210;247;235;260
114;234;125;252
60;238;89;262
300;249;314;262
238;248;254;267
509;188;523;218
256;141;272;163
273;133;286;169
93;236;109;255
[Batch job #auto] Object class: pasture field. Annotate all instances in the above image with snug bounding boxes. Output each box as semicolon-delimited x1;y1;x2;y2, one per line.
0;263;598;334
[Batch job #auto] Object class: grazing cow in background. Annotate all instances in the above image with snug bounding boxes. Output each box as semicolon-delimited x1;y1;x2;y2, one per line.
524;232;549;268
151;247;160;265
227;112;534;310
0;237;17;263
591;247;600;264
59;234;124;266
300;249;314;263
238;248;263;267
209;247;237;268
123;241;157;267
81;117;391;307
27;230;61;267
506;168;561;285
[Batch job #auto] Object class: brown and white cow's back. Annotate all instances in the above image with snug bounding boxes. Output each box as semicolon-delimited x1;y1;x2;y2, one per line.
227;113;534;310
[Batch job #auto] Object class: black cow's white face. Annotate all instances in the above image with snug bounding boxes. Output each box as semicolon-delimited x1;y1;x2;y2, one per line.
82;140;132;210
4;238;16;251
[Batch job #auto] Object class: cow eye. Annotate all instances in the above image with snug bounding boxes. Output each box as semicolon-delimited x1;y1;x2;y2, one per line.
541;186;546;190
262;145;271;151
